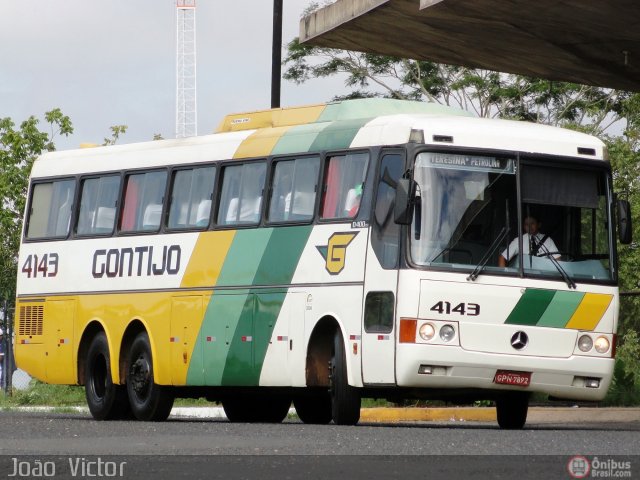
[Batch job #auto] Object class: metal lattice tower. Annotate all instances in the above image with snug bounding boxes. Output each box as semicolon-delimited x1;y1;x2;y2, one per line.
176;0;197;138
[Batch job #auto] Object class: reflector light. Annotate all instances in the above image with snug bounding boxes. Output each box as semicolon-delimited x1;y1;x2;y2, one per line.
418;365;433;374
399;319;417;343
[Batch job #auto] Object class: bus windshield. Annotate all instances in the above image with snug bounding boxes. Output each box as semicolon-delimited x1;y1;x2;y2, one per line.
409;152;614;282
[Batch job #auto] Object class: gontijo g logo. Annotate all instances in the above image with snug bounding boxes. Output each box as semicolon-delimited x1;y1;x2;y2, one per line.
316;232;359;275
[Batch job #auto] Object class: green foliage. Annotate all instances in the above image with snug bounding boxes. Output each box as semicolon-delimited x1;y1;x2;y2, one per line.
103;124;128;146
0;380;85;407
0;110;73;303
604;331;640;406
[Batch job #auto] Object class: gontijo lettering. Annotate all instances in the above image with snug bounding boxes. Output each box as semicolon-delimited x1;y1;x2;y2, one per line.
92;245;181;278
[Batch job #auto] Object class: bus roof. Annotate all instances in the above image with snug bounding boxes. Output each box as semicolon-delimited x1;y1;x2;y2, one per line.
31;99;606;178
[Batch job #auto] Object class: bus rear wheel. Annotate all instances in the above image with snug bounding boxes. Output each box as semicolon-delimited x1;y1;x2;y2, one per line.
85;332;130;420
496;392;529;429
126;332;174;421
293;391;332;424
329;331;361;425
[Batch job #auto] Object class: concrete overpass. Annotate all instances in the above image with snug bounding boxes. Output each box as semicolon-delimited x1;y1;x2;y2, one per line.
300;0;640;92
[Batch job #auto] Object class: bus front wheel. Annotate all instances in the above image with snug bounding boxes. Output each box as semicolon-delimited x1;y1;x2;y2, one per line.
126;332;174;421
496;392;529;429
329;331;361;425
85;332;130;420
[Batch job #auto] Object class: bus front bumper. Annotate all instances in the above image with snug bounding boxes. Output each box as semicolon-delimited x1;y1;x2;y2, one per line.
395;344;614;401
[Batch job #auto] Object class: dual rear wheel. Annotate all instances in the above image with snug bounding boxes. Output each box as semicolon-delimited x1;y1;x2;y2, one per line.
85;331;173;421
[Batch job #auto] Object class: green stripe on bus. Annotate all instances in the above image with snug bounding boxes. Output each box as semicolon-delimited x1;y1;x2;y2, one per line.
253;225;313;285
537;290;585;328
193;226;313;386
505;288;556;326
271;123;329;156
215;229;273;286
194;292;251;386
309;118;372;151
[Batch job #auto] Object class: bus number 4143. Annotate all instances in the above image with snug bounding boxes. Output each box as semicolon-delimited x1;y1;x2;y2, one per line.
21;253;59;278
430;301;480;316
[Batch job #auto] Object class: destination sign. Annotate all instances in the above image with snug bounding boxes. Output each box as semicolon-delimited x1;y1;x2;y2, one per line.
417;153;515;174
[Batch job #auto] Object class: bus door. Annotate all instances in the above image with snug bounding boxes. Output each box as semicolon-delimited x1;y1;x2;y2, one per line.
361;150;405;385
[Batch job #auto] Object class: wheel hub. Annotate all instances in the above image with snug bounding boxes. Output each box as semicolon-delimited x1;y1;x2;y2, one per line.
129;355;151;395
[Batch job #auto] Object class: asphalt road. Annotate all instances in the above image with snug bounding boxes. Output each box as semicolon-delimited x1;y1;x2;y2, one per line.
0;411;638;456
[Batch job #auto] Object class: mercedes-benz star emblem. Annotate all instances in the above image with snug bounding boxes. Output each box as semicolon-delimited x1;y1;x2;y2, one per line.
510;331;529;350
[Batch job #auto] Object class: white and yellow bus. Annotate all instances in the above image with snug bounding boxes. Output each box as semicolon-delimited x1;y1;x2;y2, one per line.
15;99;631;428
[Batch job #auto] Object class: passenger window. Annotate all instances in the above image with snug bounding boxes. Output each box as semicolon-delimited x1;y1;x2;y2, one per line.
120;170;167;232
217;162;266;225
268;156;320;222
320;152;369;219
77;175;121;235
168;166;215;229
26;179;75;239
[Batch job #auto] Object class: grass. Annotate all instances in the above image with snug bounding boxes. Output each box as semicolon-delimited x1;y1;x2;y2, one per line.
0;381;85;407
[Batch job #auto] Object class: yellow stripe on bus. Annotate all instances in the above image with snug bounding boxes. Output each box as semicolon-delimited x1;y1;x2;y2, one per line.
181;231;236;288
232;126;292;159
564;293;613;331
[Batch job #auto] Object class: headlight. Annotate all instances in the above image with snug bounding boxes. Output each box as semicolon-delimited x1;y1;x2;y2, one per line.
419;323;436;341
439;324;456;342
594;336;610;354
578;335;593;352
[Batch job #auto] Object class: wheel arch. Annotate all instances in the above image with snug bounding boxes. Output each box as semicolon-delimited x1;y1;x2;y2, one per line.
77;320;108;385
306;315;351;387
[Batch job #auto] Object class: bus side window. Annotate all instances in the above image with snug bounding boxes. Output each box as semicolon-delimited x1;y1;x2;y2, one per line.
320;152;369;220
77;175;121;235
217;162;266;226
26;179;76;239
168;166;215;229
120;170;167;233
268;156;319;223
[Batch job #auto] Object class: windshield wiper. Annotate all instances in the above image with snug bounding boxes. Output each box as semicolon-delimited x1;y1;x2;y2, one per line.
467;226;509;282
535;242;577;289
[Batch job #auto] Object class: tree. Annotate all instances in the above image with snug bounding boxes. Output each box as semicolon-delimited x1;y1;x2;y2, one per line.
0;109;73;303
283;38;634;137
103;125;128;146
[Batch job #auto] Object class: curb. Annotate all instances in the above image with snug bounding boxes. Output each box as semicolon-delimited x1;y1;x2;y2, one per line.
2;406;639;424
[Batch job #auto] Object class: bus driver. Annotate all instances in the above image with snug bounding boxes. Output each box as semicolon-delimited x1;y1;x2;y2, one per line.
498;216;560;267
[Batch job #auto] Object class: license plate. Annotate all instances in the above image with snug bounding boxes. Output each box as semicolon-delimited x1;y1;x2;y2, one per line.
493;370;531;387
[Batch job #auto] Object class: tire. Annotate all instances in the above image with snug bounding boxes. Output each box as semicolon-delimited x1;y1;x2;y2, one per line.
85;332;130;420
293;391;332;424
126;332;174;421
330;331;361;425
223;394;291;423
496;392;529;429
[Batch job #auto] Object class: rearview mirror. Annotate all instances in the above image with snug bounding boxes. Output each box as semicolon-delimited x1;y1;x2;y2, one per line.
617;199;632;244
394;178;414;225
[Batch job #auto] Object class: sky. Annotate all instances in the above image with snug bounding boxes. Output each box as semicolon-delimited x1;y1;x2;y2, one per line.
0;0;345;150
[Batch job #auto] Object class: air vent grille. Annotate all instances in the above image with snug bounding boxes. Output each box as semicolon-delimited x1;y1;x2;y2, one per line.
19;305;44;336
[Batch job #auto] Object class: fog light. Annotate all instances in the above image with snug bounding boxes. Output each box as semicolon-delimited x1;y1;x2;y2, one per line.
439;324;456;342
585;378;600;388
594;336;610;354
418;365;433;374
419;323;436;341
578;335;593;352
